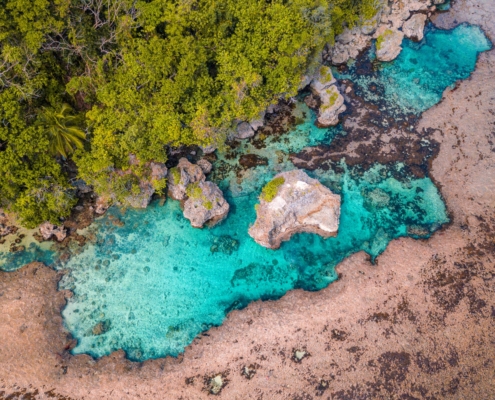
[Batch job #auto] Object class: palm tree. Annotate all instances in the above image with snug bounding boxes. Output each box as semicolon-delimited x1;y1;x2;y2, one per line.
38;104;86;159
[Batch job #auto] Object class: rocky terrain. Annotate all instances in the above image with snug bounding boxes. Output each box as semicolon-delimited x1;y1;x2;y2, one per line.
1;0;495;399
249;170;341;249
168;157;229;228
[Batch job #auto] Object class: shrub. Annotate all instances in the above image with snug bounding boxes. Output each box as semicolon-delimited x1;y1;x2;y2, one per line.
260;177;285;202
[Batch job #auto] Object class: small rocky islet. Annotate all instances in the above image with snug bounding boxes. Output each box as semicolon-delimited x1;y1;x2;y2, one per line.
0;0;492;369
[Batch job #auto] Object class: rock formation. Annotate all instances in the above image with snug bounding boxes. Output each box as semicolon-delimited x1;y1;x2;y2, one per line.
234;111;266;139
402;13;428;41
124;157;168;208
375;27;405;62
183;181;230;228
39;222;67;242
168;158;229;228
168;158;205;201
93;156;168;214
327;0;441;65
328;27;372;65
197;159;213;174
248;170;341;249
309;66;346;127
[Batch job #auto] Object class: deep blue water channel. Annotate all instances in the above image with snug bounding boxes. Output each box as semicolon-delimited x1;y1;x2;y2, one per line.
0;23;491;361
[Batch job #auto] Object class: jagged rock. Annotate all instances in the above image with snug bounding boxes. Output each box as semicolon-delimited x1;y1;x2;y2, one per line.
387;0;429;29
39;222;67;242
248;170;341;249
168;158;205;201
375;27;404;62
315;85;346;127
197;159;213;174
150;162;168;181
329;28;371;65
183;181;230;228
236;122;255;139
123;161;168;209
201;145;217;155
309;66;346;127
403;13;428;41
73;180;93;195
250;111;266;132
310;66;336;92
239;154;269;169
95;197;110;214
168;158;229;228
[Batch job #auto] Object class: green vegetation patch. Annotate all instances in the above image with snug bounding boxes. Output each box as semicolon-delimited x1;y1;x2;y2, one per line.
170;168;181;185
319;66;334;84
186;182;203;200
325;87;340;108
376;29;394;51
260;177;285;202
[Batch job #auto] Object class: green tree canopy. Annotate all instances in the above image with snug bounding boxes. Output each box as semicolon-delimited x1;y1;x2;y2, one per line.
0;0;379;226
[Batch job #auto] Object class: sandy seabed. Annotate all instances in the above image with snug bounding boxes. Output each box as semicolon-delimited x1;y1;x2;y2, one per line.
1;1;495;398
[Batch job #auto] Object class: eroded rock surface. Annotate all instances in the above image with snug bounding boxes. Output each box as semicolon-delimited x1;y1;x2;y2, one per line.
39;222;67;242
375;27;405;62
168;158;229;228
183;181;230;228
309;66;346;127
249;170;340;249
168;158;205;201
403;13;428;41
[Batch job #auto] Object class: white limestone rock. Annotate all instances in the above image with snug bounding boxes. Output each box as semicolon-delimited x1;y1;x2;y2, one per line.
403;13;428;41
183;181;230;228
39;222;67;242
375;26;405;62
248;170;341;249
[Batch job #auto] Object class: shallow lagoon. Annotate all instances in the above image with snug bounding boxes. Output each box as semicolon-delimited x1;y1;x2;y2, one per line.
0;23;491;361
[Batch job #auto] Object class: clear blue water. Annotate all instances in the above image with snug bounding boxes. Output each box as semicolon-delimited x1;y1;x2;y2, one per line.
0;240;55;272
335;23;492;116
59;162;448;361
0;23;491;361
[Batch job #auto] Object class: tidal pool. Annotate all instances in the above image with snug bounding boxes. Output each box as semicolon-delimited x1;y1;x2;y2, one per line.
336;23;492;116
0;23;490;361
59;162;448;361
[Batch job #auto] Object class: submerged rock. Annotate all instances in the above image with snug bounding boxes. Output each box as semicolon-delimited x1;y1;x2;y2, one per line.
403;13;428;41
239;154;269;169
183;181;230;228
249;170;341;249
39;222;67;242
309;66;346;127
375;27;404;62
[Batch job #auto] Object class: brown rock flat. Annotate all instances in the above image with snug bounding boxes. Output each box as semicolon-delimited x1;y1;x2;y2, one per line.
1;1;495;398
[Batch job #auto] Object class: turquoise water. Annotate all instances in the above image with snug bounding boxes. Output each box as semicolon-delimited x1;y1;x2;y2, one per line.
0;240;55;272
59;162;448;360
335;23;492;116
0;23;491;361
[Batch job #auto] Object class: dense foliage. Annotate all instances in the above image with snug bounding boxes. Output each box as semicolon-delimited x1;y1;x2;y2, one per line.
0;0;379;227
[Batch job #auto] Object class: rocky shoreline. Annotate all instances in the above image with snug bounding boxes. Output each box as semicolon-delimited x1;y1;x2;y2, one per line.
1;0;495;398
